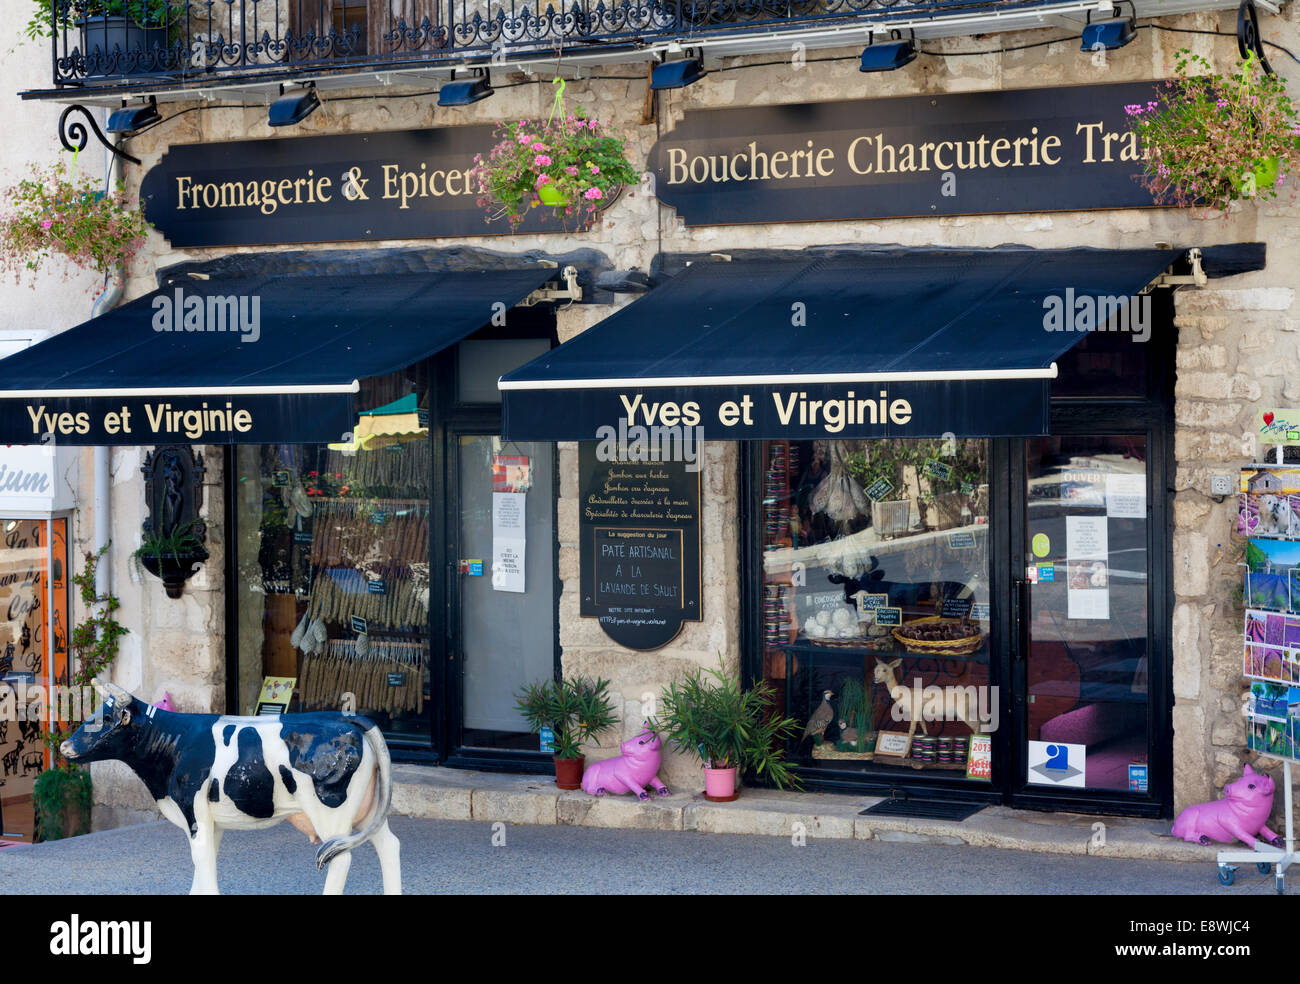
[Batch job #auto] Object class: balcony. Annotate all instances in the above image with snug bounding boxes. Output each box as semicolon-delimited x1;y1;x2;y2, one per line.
27;0;1260;101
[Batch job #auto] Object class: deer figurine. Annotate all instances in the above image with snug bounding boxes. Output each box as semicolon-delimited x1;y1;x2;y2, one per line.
872;658;985;739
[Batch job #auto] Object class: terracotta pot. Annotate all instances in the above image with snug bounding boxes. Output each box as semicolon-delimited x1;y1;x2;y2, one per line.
553;755;585;790
703;765;739;801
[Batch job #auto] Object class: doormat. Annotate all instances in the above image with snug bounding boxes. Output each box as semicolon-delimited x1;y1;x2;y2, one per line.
859;799;985;822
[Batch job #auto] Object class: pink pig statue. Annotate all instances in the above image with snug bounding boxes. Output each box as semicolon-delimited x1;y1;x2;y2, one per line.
581;727;670;801
1171;764;1284;848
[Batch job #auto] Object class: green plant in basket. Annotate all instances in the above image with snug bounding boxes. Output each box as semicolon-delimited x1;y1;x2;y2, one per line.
651;658;803;789
471;78;642;229
1124;50;1300;213
514;676;619;759
0;156;149;284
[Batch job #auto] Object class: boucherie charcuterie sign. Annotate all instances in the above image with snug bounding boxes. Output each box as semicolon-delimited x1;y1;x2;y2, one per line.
646;81;1162;225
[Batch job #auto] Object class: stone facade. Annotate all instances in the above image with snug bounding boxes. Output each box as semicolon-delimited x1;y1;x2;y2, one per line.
80;8;1300;816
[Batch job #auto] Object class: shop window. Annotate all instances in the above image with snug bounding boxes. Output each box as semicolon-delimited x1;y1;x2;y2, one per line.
0;518;69;843
1052;328;1149;398
457;338;550;405
760;439;993;779
234;366;433;744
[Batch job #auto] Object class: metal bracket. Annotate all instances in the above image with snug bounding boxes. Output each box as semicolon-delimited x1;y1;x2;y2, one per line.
1238;0;1275;75
1144;247;1207;291
520;265;583;306
59;104;140;166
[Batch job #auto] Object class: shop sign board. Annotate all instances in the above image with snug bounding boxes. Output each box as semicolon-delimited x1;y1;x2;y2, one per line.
647;81;1163;225
579;443;702;650
140;126;571;248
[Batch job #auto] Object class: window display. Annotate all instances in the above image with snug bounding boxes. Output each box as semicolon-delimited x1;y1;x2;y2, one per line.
760;439;992;778
235;368;433;744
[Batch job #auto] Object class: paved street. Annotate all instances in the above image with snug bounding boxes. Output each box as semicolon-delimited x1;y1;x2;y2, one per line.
0;816;1293;895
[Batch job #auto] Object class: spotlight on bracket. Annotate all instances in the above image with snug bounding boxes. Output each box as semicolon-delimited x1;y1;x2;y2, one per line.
438;69;493;107
268;82;320;128
1080;4;1136;51
650;57;706;90
106;96;161;135
859;30;917;73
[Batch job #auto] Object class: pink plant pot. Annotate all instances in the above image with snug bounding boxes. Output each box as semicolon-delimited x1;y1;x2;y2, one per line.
703;766;738;802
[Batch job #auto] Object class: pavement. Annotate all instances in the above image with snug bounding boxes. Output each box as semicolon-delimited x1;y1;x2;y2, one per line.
1;813;1294;895
388;764;1247;862
3;764;1293;894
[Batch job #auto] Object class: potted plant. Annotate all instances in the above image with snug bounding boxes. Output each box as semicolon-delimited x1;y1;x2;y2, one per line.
35;545;127;841
134;519;209;599
27;0;179;75
834;676;877;757
515;675;619;789
844;442;914;536
652;659;802;800
0;157;149;285
1124;49;1300;213
471;78;641;229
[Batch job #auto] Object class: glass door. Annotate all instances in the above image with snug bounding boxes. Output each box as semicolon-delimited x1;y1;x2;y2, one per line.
447;434;557;757
1014;433;1157;807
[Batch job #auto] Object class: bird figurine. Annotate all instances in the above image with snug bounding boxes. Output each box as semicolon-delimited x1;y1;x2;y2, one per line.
838;720;859;744
803;690;835;743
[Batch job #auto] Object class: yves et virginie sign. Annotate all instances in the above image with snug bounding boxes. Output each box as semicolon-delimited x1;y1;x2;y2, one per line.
140;81;1160;246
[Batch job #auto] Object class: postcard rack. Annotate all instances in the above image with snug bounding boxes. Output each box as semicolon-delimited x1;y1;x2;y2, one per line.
1228;448;1299;892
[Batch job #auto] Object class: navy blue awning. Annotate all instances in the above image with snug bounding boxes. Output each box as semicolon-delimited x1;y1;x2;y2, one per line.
499;248;1179;441
0;268;550;445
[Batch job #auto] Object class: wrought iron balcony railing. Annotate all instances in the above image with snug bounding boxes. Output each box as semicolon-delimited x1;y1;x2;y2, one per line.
37;0;1070;91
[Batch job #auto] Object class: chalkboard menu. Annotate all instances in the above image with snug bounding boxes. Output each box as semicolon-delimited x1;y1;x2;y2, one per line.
579;444;702;650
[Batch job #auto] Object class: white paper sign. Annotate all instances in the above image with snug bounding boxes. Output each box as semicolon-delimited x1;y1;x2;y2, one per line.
1066;515;1109;619
492;492;526;593
1066;516;1108;559
1105;473;1146;519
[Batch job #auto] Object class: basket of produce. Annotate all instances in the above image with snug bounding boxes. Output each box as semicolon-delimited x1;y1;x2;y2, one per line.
891;616;983;655
801;607;863;647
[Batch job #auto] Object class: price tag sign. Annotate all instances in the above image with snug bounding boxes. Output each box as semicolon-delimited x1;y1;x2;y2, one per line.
874;607;902;626
925;460;953;481
350;615;368;634
367;579;386;595
971;603;991;621
856;592;889;621
387;672;406;687
941;597;973;618
865;478;894;501
948;531;976;549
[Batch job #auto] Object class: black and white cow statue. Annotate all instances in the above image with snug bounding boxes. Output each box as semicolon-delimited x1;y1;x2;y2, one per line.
61;682;401;895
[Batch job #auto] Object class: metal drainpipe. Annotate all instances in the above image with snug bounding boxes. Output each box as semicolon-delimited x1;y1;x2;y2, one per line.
91;122;125;603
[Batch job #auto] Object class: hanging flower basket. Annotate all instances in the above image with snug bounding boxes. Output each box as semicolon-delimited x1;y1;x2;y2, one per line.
471;78;642;229
0;156;149;284
1124;50;1300;214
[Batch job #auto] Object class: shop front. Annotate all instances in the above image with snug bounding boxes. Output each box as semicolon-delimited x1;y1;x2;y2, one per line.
8;13;1296;827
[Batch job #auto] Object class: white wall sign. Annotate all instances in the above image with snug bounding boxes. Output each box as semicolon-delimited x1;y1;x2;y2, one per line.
491;491;526;593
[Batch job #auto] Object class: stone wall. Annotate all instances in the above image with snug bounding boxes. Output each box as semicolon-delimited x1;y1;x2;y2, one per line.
87;6;1300;812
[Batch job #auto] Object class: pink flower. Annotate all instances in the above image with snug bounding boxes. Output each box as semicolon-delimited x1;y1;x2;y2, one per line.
584;187;603;200
530;142;547;152
517;134;532;145
565;165;579;176
535;174;551;188
40;219;53;230
534;154;552;167
588;163;600;174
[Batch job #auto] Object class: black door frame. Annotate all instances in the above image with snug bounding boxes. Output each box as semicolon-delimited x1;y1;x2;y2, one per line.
741;290;1177;817
224;313;561;773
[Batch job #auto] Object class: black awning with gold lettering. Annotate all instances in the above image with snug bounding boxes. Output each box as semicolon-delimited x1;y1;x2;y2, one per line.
0;268;550;445
499;247;1180;441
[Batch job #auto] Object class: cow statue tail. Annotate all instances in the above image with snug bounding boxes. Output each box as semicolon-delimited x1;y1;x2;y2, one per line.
315;721;393;870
